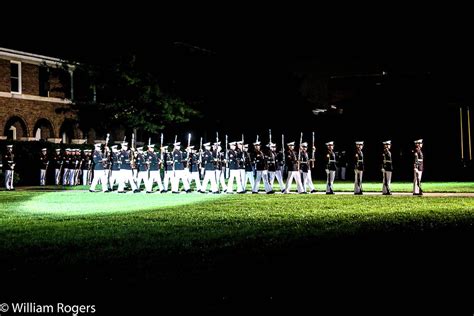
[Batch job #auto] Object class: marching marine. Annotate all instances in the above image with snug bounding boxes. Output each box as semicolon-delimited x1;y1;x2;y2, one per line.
226;141;243;193
413;139;424;195
200;142;218;193
3;144;15;190
299;142;316;193
354;141;364;195
325;141;336;194
171;142;191;193
53;148;62;185
381;140;393;195
39;148;49;186
284;142;304;194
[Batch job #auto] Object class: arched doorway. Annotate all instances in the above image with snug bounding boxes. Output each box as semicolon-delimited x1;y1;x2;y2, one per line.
4;116;28;140
33;118;54;141
59;119;82;144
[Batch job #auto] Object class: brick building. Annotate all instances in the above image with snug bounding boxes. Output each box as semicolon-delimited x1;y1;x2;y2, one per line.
0;47;85;144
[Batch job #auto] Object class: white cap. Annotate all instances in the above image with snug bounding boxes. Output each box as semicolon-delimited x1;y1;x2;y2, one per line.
253;141;261;146
148;144;155;148
383;140;391;145
55;148;61;151
326;141;334;146
355;141;364;145
111;145;118;151
229;141;237;146
6;144;13;148
287;142;295;146
94;143;102;148
414;139;423;144
268;142;276;147
122;142;128;147
187;145;195;149
203;142;211;147
300;142;308;147
41;148;47;151
173;142;181;146
137;147;143;152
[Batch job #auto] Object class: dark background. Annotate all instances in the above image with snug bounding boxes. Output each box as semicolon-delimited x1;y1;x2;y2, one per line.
1;6;473;180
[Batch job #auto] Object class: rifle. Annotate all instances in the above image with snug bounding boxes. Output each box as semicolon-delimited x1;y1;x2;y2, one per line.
297;132;303;171
148;137;151;147
311;131;315;168
241;134;245;165
160;133;164;163
282;134;284;154
269;129;272;144
225;134;229;178
130;133;136;169
199;136;203;169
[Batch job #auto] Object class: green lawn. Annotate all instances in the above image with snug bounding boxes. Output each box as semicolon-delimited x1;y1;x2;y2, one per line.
1;184;473;311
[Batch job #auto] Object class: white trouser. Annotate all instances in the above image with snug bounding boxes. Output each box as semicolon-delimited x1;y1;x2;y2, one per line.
227;169;242;193
239;169;246;191
326;169;335;193
109;170;121;190
163;170;173;191
354;170;363;194
254;170;272;193
40;169;47;186
118;169;137;192
5;170;14;189
62;168;69;185
188;171;202;191
146;170;164;192
269;170;285;192
243;171;255;192
74;169;81;185
90;169;109;192
136;171;148;190
82;170;90;186
382;171;392;194
285;171;303;193
202;170;218;193
69;169;76;186
171;169;190;192
413;169;423;194
215;169;227;192
301;170;315;192
340;167;346;180
55;168;61;185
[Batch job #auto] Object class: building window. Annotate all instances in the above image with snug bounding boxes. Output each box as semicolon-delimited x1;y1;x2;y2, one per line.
11;61;22;94
39;66;50;97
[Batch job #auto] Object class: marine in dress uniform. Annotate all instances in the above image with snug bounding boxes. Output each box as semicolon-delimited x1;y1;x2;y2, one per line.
145;144;164;193
242;144;255;193
162;146;173;193
214;142;227;193
299;142;316;193
267;143;286;193
82;149;92;186
117;142;138;193
186;146;202;192
354;141;364;195
62;149;71;185
135;147;149;191
108;145;121;190
381;140;393;195
3;145;15;190
284;142;304;194
413;139;424;195
53;148;62;185
252;141;272;193
226;141;243;193
171;142;191;193
39;148;49;186
236;141;246;192
325;141;337;194
201;142;218;193
89;143;110;192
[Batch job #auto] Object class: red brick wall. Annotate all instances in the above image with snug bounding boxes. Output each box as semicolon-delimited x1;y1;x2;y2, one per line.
0;97;77;137
22;63;39;96
49;68;68;99
0;59;10;92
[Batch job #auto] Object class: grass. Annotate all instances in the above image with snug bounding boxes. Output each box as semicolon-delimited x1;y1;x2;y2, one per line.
1;183;473;311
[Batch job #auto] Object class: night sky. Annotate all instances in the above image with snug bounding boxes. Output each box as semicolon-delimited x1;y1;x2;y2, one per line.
2;7;473;179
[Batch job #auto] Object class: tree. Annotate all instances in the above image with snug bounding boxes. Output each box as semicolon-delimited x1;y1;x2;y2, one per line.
74;55;198;136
